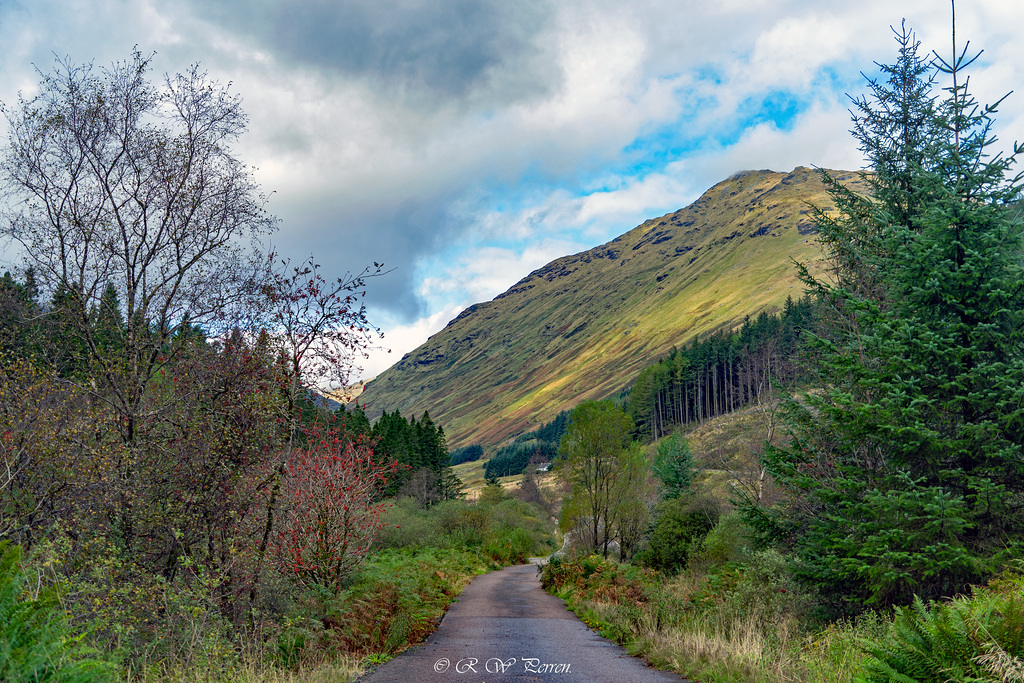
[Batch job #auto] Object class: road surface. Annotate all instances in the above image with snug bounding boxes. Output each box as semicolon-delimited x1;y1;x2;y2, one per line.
357;563;691;683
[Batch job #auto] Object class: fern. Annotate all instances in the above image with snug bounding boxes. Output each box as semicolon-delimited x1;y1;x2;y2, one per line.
983;594;1024;655
857;582;1024;683
858;596;981;682
0;541;111;683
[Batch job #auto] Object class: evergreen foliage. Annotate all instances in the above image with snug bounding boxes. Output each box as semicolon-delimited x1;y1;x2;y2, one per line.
371;410;462;504
746;22;1024;611
482;410;570;479
483;440;559;479
519;410;572;444
626;297;816;441
0;270;40;360
652;433;697;500
449;444;483;466
640;499;718;575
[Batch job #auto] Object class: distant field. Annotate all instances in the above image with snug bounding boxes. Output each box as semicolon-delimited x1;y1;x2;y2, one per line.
450;401;773;512
451;457;559;502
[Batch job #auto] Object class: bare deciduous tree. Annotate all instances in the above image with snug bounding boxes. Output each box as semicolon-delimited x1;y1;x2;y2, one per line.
0;51;276;443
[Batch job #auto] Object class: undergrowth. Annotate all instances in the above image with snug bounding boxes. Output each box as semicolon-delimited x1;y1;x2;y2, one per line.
542;533;1024;683
120;495;554;681
856;564;1024;683
0;541;114;682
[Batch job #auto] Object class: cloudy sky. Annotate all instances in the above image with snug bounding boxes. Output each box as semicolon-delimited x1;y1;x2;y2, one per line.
1;0;1021;380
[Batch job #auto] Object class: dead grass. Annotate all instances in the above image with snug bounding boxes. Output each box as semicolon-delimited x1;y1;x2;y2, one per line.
127;657;366;683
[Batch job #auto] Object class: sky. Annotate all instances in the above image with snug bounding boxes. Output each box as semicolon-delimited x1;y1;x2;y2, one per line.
1;0;1022;381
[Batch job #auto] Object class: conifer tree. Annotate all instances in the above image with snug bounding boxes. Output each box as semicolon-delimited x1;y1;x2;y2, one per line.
748;19;1024;611
91;283;124;357
0;271;40;359
652;433;696;501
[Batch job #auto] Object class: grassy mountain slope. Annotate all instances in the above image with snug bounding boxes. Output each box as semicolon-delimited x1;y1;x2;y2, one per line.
361;167;865;448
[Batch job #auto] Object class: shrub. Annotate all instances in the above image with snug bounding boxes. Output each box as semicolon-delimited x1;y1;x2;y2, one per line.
541;555;620;592
378;497;553;558
435;500;490;547
722;550;810;629
693;510;753;569
277;425;402;594
378;498;439;549
641;497;718;574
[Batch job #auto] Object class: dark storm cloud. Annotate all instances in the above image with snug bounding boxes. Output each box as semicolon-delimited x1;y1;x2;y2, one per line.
184;0;553;102
278;190;460;322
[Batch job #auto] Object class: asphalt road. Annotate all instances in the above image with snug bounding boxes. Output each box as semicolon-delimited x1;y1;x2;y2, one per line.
356;563;691;683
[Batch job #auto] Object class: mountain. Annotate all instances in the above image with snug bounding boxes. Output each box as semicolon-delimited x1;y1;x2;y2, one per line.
359;167;865;448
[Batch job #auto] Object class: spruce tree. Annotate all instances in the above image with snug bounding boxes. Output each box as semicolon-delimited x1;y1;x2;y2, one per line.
652;432;696;500
91;282;125;357
0;271;40;359
748;21;1024;611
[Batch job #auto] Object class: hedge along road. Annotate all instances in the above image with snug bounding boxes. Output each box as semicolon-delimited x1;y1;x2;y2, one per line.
357;563;691;683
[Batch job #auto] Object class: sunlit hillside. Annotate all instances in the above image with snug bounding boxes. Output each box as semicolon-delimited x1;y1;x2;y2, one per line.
360;167;866;448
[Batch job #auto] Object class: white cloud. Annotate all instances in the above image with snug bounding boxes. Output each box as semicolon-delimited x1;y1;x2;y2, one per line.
687;100;864;183
358;304;465;381
422;239;581;302
576;172;693;229
747;14;855;90
3;0;1024;380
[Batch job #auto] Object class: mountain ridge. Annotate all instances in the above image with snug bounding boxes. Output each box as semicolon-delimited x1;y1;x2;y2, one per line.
360;166;865;448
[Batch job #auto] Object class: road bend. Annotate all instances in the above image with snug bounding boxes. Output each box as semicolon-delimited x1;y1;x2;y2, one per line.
357;563;691;683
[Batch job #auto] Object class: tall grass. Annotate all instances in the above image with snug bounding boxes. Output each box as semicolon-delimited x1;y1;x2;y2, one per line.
543;516;1024;683
541;515;886;683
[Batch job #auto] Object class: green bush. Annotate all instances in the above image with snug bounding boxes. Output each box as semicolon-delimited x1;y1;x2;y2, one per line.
641;497;717;574
378;497;553;556
435;500;490;547
487;499;552;546
540;555;627;592
483;527;535;564
695;510;752;568
0;542;112;683
377;498;441;548
721;550;811;631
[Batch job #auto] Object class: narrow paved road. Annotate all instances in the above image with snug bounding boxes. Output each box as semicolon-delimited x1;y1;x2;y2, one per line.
357;563;691;683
